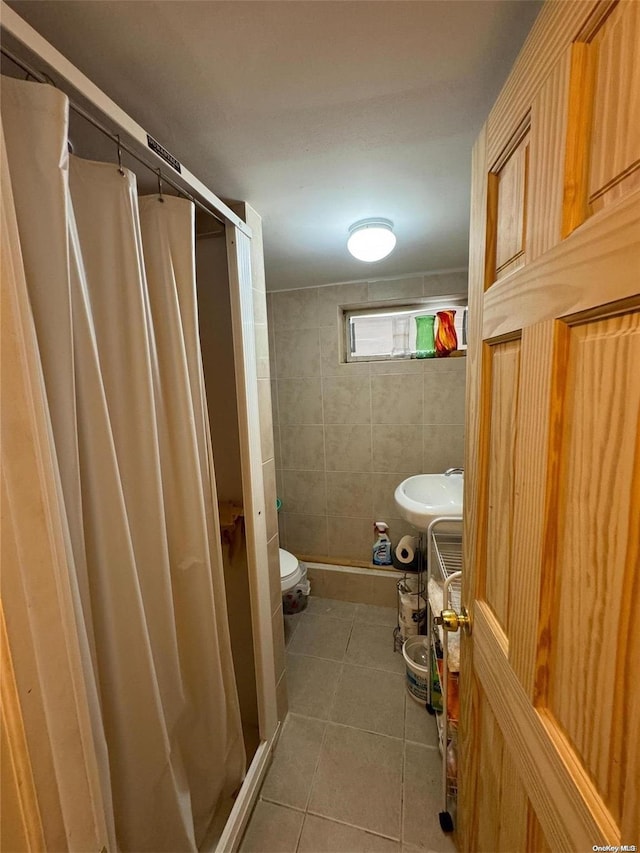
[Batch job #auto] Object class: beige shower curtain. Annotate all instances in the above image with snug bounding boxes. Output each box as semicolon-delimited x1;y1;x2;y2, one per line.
1;76;245;851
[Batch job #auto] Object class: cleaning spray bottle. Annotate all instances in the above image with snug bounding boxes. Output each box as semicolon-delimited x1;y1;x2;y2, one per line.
372;521;392;566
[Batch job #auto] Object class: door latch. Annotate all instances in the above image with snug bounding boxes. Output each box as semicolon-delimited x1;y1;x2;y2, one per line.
434;606;472;636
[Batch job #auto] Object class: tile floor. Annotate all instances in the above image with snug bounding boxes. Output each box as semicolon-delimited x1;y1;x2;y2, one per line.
239;597;456;853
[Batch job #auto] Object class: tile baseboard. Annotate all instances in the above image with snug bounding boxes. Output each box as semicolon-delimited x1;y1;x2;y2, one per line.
304;562;399;608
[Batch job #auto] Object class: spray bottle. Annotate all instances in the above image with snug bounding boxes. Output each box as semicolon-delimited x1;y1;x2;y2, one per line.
372;521;392;566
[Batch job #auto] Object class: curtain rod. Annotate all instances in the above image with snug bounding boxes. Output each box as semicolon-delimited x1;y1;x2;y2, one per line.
1;45;226;228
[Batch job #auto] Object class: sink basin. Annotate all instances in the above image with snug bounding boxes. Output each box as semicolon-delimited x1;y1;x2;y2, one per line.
394;473;463;531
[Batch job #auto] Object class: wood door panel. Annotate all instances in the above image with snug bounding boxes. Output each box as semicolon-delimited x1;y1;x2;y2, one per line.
475;687;529;853
529;52;571;261
589;0;640;207
474;604;617;849
495;133;530;280
475;690;506;852
484;340;521;634
483;188;640;340
509;321;567;694
496;730;529;853
564;1;640;232
485;126;531;286
545;311;640;826
562;41;598;237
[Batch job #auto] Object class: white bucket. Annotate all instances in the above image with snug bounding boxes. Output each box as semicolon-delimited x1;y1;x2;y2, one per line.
402;636;430;704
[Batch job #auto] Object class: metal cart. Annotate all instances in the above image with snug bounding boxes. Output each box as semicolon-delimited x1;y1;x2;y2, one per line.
426;517;463;833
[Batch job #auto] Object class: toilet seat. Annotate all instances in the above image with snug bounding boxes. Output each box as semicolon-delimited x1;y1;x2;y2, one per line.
279;548;302;593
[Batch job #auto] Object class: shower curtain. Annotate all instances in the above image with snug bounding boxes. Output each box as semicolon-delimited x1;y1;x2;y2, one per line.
1;76;245;851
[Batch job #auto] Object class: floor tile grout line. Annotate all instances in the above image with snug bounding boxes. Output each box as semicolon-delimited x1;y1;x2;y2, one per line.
304;808;402;844
301;698;333;815
401;737;407;848
404;738;439;750
293;611;356;625
287;646;404;675
302;602;399;627
324;658;346;729
301;657;345;816
293;817;304;853
284;711;407;744
292;611;405;672
330;658;405;677
286;650;347;665
402;688;408;745
284;614;302;647
291;613;395;639
256;798;405;850
259;795;306;815
345;611;355;656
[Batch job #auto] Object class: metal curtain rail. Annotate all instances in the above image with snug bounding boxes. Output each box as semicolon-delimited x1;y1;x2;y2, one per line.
1;43;227;228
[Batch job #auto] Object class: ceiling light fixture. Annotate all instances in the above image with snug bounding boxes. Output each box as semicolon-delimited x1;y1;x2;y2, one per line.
347;218;396;262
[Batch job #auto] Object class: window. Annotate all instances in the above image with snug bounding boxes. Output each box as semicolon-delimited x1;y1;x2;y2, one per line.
344;299;468;362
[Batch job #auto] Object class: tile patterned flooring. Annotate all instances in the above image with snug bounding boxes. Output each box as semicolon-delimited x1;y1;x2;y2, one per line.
239;598;455;853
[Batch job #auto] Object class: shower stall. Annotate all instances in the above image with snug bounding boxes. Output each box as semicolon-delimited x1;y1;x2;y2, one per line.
0;5;284;851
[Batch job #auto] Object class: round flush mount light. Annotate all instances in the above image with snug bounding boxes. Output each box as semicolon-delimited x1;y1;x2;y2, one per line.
347;218;396;262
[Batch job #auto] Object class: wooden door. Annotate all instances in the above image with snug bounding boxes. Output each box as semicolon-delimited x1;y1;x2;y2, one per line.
459;1;640;850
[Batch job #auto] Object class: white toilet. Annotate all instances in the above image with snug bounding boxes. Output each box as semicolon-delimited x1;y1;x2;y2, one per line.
279;548;310;612
279;548;303;593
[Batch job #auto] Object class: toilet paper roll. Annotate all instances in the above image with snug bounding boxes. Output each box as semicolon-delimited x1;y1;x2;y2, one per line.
399;592;427;626
400;611;426;630
395;535;417;564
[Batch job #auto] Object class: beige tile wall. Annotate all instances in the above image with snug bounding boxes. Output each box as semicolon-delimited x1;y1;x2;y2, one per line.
268;270;467;562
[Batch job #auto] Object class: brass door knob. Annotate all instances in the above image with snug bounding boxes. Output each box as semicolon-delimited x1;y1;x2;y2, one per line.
434;607;471;635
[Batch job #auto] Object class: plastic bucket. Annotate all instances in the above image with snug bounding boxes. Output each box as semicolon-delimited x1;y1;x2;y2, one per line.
402;636;430;704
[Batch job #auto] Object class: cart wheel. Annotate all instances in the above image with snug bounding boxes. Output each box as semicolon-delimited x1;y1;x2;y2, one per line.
425;703;436;715
439;811;454;833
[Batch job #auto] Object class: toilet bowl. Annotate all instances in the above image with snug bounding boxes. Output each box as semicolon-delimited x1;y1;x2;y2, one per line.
280;548;310;613
279;548;302;593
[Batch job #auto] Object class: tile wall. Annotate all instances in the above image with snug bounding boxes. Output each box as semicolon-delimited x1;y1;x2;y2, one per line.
267;270;467;563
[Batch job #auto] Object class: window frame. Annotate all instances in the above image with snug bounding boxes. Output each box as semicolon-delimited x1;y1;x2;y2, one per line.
343;295;468;363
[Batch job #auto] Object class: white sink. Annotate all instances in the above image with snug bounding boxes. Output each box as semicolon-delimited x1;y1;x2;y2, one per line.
394;473;463;531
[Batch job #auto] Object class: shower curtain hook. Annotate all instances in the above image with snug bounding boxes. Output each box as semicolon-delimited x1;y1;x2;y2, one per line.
157;169;165;203
116;134;125;176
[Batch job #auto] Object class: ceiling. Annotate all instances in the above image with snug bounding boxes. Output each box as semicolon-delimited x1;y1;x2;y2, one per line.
6;1;540;290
